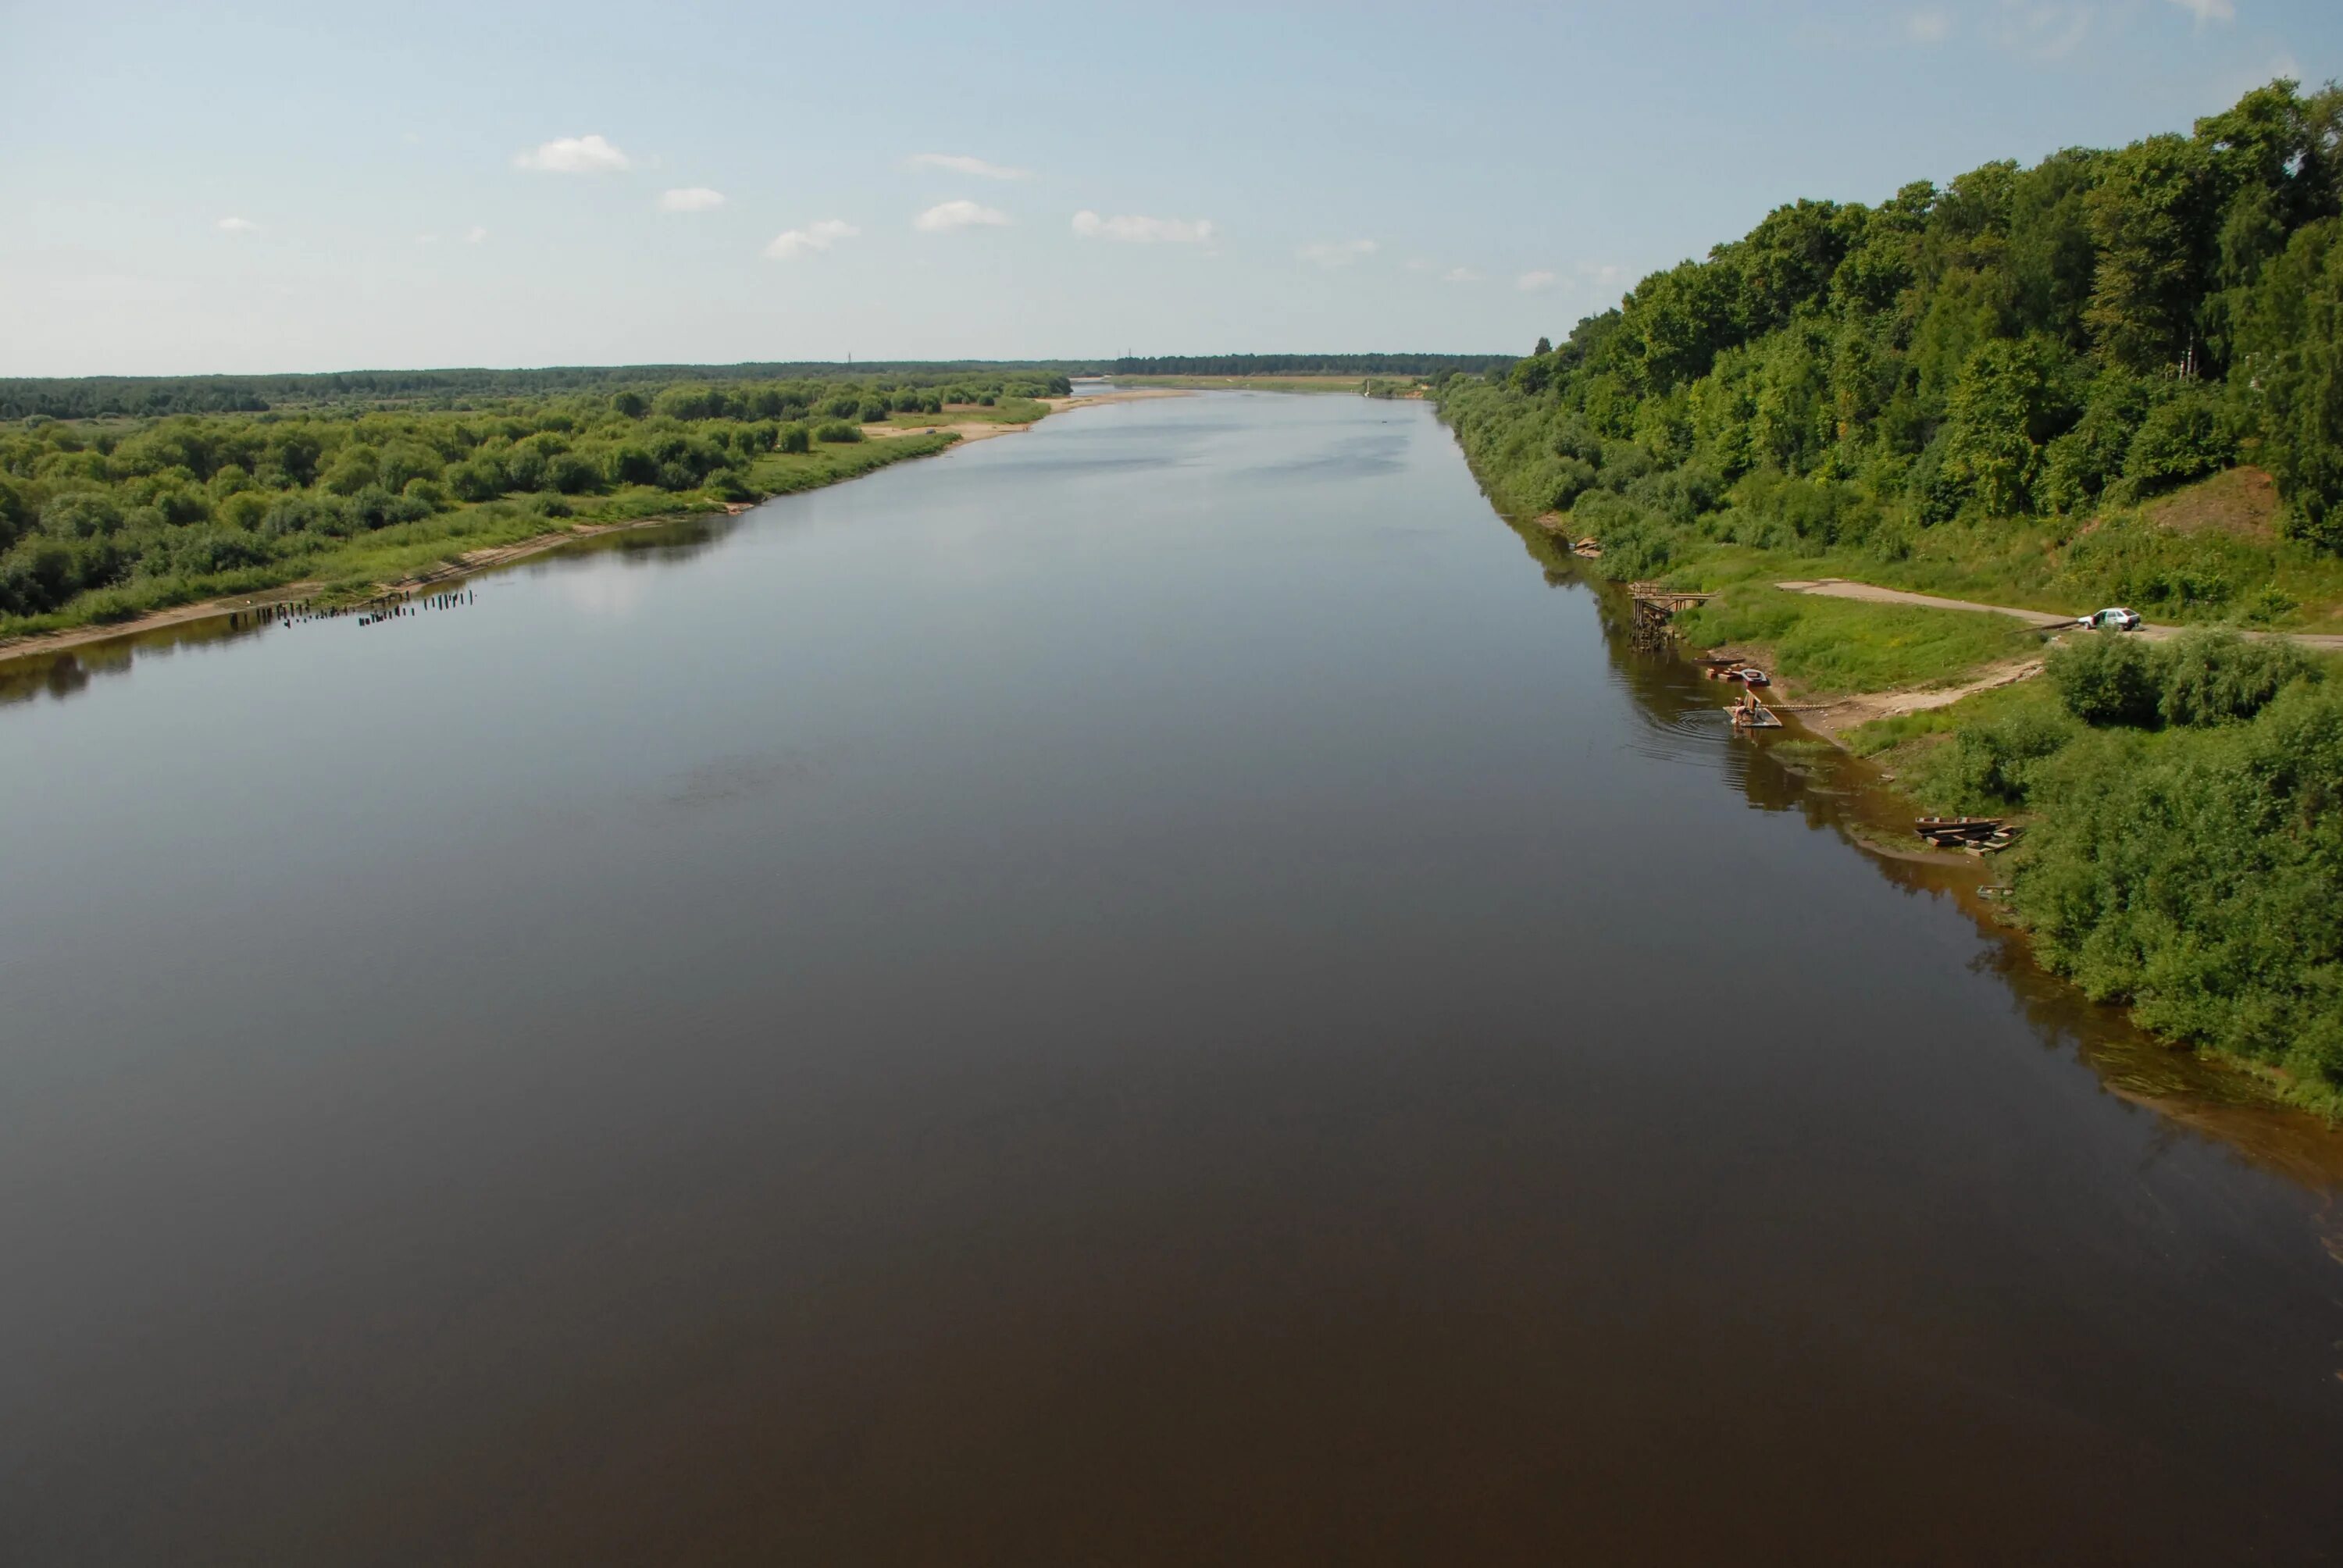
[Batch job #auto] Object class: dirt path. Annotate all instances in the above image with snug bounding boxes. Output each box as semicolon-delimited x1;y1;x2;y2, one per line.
1777;577;2343;650
1790;655;2047;739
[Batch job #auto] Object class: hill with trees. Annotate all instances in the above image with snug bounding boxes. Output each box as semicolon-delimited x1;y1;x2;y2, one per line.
1433;80;2343;1108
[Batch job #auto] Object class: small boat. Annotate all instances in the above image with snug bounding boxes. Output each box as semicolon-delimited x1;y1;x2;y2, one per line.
1914;816;2018;850
1728;697;1783;729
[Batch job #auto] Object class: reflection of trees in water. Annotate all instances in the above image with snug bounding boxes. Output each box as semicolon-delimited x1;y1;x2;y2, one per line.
1522;521;2343;1193
0;618;266;707
0;512;732;711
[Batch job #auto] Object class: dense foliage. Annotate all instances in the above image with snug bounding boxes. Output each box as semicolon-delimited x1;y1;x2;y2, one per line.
0;369;1061;629
1849;626;2343;1105
1439;81;2343;569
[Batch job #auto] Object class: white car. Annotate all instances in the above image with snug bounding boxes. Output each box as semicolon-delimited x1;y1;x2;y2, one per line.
2077;607;2142;632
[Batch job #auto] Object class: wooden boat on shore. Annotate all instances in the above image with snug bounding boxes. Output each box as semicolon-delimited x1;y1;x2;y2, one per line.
1915;815;2020;850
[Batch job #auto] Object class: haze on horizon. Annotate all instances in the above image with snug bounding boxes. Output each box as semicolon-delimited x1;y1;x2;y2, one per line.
3;0;2338;378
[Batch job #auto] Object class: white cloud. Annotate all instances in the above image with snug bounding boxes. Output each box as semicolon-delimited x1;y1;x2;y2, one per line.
1516;269;1559;293
908;152;1033;180
216;216;258;233
1906;9;1951;42
1300;238;1377;268
915;199;1011;233
658;187;726;212
465;225;489;244
1442;266;1482;284
763;218;859;260
415;233;439;245
1072;209;1215;244
1578;261;1628;287
513;134;635;173
1403;258;1435;272
2167;0;2234;22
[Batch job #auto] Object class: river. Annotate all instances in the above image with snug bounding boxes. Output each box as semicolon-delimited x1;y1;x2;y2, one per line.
2;392;2339;1563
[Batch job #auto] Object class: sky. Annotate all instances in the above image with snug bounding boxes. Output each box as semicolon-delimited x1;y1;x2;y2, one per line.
2;0;2338;376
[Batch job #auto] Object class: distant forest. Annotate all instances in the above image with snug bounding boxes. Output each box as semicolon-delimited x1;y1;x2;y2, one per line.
0;363;1100;422
1109;354;1510;378
0;355;1514;421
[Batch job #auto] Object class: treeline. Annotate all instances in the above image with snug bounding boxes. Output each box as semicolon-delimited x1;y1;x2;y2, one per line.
1112;354;1510;377
0;363;1082;420
0;370;1060;622
1440;80;2343;572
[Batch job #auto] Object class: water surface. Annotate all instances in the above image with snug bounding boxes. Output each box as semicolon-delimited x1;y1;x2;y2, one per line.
4;394;2340;1563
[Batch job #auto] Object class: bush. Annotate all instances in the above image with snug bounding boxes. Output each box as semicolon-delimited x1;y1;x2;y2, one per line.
2122;389;2234;494
1942;705;2077;806
1571;490;1675;579
41;490;123;538
2049;629;2162;726
448;459;504;502
777;422;811;454
2157;630;2318;727
2015;686;2343;1100
815;420;863;444
259;494;342;537
166;527;273;576
545;453;602;495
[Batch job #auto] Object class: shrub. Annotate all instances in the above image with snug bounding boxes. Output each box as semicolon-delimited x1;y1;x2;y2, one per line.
448;459;504;502
2157;630;2318;727
41;490;123;538
815;420;863;444
2015;686;2343;1099
1944;706;2076;806
608;446;659;486
777;422;811;454
2049;629;2162;726
545;453;601;495
2122;389;2234;494
1571;490;1675;579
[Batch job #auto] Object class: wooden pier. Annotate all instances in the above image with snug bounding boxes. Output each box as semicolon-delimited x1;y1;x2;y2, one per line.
1627;583;1714;651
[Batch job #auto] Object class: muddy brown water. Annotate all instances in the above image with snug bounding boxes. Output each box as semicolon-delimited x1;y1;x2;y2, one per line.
2;394;2340;1564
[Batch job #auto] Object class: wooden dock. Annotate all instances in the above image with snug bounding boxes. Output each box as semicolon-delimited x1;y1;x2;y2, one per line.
1627;583;1714;651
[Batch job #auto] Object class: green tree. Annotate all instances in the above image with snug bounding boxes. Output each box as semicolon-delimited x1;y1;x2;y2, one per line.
2086;134;2217;374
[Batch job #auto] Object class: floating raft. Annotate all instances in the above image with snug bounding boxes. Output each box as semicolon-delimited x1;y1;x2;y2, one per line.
1728;697;1783;729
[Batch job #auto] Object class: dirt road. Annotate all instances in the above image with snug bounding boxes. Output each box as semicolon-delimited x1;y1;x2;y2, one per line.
1776;578;2343;650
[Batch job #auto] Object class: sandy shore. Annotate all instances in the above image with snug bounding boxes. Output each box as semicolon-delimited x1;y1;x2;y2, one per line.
864;387;1190;444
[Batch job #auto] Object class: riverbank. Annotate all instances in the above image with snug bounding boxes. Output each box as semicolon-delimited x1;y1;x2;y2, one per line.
1489;469;2343;1122
0;392;1178;674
